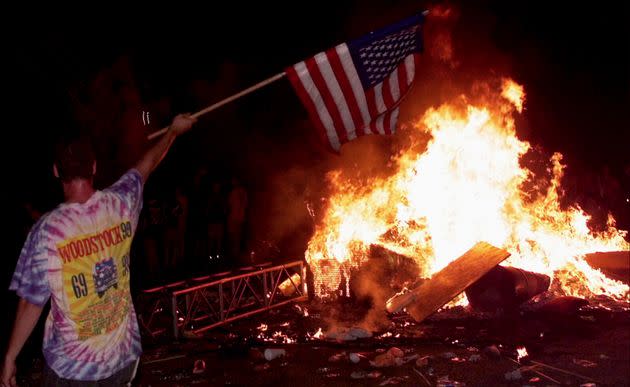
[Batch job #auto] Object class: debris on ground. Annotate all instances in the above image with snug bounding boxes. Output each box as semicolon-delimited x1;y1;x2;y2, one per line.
573;358;598;368
483;345;501;359
466;266;550;312
416;355;432;367
263;348;286;361
324;326;373;341
370;347;406;367
504;369;522;380
254;363;270;371
379;376;408;385
328;351;347;362
192;359;205;374
436;375;465;386
349;352;361;363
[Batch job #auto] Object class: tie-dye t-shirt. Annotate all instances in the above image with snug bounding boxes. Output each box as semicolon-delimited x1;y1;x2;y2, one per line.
10;170;143;381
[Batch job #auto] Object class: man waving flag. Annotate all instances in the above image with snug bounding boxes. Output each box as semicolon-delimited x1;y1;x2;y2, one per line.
286;13;425;152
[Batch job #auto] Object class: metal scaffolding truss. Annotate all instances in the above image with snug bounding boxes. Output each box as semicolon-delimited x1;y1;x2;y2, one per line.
137;261;307;339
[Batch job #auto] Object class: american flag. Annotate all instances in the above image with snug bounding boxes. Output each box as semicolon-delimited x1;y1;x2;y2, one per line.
286;13;424;152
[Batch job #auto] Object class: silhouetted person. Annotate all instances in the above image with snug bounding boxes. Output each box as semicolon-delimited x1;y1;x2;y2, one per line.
189;166;209;263
227;177;248;264
143;197;167;283
206;182;226;267
165;186;188;274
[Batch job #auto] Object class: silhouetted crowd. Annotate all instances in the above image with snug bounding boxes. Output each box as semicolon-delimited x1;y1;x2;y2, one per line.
136;168;249;286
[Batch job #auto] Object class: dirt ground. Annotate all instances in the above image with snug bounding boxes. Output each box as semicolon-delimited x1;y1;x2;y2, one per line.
14;298;630;386
129;296;629;387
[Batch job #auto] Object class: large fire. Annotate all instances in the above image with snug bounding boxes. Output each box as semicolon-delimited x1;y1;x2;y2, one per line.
305;79;629;302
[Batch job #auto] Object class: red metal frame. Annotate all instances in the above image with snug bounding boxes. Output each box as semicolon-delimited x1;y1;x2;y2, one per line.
136;261;308;339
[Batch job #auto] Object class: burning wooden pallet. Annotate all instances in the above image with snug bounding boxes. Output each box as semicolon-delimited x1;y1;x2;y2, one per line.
386;241;511;321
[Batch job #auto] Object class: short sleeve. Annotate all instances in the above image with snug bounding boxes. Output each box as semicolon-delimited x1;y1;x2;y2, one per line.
10;217;52;306
105;169;144;220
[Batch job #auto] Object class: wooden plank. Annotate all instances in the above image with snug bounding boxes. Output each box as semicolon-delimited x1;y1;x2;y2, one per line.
385;241;510;322
585;251;629;270
585;251;629;283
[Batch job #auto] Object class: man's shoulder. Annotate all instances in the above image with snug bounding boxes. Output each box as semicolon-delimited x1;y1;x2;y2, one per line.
99;170;143;203
106;169;143;190
21;210;60;243
31;209;58;229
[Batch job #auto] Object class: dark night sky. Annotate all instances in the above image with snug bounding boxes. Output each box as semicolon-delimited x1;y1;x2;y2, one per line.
4;0;629;235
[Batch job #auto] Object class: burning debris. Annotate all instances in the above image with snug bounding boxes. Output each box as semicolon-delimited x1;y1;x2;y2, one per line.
279;273;302;296
386;241;511;321
294;304;309;316
465;266;551;313
307;327;324;340
272;331;295;344
516;346;529;362
304;79;628;307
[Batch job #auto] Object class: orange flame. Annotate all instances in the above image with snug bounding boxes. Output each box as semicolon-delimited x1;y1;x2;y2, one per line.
308;327;324;340
305;80;629;302
501;79;525;113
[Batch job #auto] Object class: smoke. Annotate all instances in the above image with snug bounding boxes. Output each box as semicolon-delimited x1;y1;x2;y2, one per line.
316;246;421;332
350;256;392;330
258;165;319;256
425;4;460;68
252;119;404;258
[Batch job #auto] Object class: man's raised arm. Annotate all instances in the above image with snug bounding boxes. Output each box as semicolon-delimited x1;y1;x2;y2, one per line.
135;114;196;182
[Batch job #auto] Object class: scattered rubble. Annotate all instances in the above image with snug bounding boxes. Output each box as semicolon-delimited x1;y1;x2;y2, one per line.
436;375;465;386
348;352;361;363
263;348;286;361
370;347;406;367
379;376;408;385
573;359;598;368
416;355;432;367
483;345;501;359
466;266;550;312
324;326;373;341
350;371;367;379
537;295;589;314
327;351;346;362
192;359;205;374
504;369;522;380
254;363;270;371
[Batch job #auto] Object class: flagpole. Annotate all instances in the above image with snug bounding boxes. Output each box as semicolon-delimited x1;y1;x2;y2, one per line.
147;72;287;140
